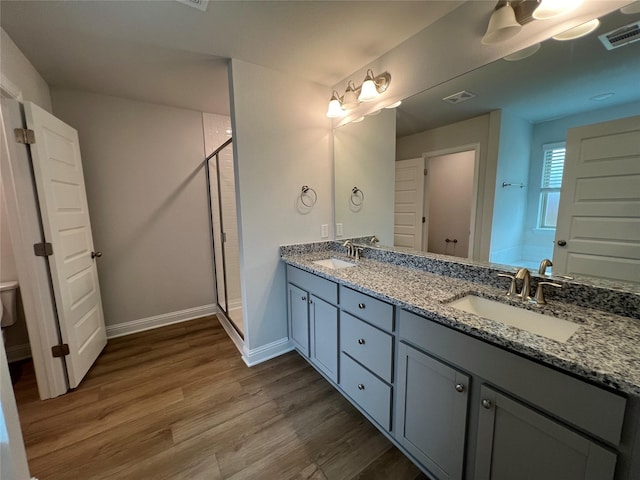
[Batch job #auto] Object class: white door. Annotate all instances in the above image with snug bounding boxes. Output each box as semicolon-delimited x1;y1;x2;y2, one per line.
394;158;425;249
24;102;107;388
554;115;640;282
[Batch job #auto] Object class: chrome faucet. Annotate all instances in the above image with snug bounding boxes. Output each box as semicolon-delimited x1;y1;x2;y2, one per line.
369;235;379;245
343;240;354;257
538;258;553;275
515;267;531;301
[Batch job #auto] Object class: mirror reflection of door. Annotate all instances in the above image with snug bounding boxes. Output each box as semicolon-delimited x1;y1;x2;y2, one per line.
424;150;476;258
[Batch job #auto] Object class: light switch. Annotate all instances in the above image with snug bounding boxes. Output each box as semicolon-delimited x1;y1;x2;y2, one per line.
321;224;329;238
336;223;343;236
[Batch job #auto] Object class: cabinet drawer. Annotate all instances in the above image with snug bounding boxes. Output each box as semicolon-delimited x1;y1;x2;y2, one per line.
287;265;337;304
400;309;627;446
341;312;393;382
340;286;393;332
340;353;392;430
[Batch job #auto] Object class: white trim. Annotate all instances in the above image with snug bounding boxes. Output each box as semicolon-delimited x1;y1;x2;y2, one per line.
0;73;23;101
105;304;216;339
216;312;245;355
6;343;31;363
242;337;294;367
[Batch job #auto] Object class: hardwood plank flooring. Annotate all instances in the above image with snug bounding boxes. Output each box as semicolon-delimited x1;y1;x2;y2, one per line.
12;316;428;480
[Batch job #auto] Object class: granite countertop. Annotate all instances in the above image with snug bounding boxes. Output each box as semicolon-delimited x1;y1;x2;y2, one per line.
281;250;640;397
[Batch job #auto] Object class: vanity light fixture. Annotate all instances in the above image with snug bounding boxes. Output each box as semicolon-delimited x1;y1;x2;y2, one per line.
552;18;600;40
326;70;392;117
342;81;360;110
532;0;583;20
482;1;522;45
351;116;365;123
385;100;402;108
326;91;346;118
358;69;392;102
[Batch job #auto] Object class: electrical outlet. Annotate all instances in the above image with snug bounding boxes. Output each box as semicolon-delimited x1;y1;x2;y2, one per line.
336;223;343;236
321;224;329;238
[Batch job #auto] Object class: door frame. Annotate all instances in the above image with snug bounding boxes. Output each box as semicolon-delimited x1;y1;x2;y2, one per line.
423;143;480;259
1;94;68;399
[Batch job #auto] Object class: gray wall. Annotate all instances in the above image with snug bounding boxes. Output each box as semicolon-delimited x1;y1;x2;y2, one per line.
229;59;333;355
50;89;215;327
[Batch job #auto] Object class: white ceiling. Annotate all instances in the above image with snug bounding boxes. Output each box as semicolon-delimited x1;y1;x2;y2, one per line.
0;0;464;114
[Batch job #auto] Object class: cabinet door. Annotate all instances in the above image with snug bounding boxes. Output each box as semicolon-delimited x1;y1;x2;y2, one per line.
474;385;617;480
310;295;339;383
396;343;469;480
288;283;309;356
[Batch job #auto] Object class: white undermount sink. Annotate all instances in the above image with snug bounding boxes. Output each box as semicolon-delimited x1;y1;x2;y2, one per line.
446;295;580;343
312;258;356;269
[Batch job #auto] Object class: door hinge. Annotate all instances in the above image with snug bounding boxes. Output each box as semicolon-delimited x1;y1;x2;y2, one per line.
424;168;428;176
422;217;426;223
14;128;36;144
52;344;70;358
34;242;53;257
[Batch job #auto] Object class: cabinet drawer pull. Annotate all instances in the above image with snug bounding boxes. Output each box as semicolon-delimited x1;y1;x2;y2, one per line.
358;338;365;345
358;303;366;309
455;383;465;393
481;399;492;409
357;383;365;390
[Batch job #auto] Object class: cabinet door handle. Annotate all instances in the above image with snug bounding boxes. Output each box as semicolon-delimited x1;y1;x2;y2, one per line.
308;299;313;304
301;296;307;301
357;384;365;390
481;399;492;409
455;383;465;393
358;303;366;309
358;338;365;345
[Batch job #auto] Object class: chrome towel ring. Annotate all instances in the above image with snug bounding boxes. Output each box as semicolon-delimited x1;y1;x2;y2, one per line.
350;186;365;206
300;185;317;207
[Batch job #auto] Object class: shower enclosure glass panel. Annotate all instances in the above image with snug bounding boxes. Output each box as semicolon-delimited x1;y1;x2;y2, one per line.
207;138;244;337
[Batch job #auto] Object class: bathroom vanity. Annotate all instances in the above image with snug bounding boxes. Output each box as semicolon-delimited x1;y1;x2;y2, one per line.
281;243;640;480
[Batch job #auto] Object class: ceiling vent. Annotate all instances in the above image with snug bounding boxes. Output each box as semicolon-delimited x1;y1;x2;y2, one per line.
442;90;477;105
598;21;640;50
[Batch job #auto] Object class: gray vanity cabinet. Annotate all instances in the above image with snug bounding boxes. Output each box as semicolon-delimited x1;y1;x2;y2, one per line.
396;342;469;480
286;266;339;382
474;385;617;480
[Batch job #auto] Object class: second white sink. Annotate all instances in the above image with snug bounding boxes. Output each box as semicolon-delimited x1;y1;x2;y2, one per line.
313;258;356;269
446;295;580;343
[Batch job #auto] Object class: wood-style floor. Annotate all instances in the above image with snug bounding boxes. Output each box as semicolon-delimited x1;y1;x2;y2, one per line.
13;316;428;480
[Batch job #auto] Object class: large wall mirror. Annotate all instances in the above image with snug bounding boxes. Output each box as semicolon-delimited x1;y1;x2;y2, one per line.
333;6;640;283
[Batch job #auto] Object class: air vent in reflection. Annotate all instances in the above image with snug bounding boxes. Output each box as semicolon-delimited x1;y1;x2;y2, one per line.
599;21;640;50
442;90;477;105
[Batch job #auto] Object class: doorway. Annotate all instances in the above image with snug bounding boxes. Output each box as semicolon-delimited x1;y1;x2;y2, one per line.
423;148;478;258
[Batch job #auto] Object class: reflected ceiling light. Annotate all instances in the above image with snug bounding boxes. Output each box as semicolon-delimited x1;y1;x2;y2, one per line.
589;92;615;102
351;116;365;123
342;81;360;110
358;69;392;102
621;1;640;14
503;43;541;61
482;2;522;45
552;18;600;40
533;0;583;20
326;91;346;118
385;100;402;108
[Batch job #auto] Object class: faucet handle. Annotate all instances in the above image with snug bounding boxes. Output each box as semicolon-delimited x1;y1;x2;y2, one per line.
497;273;517;297
534;282;562;305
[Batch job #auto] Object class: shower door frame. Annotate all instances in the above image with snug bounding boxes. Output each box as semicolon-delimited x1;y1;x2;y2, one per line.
205;137;243;339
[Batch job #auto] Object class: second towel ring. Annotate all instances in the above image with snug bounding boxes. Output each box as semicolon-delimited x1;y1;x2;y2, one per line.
300;185;317;208
350;186;365;207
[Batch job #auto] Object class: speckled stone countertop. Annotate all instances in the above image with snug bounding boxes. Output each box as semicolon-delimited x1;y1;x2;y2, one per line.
281;248;640;397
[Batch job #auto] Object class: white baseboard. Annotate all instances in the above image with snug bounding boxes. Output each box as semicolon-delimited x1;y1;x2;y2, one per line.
216;313;245;355
106;304;217;339
6;343;31;363
242;337;294;367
